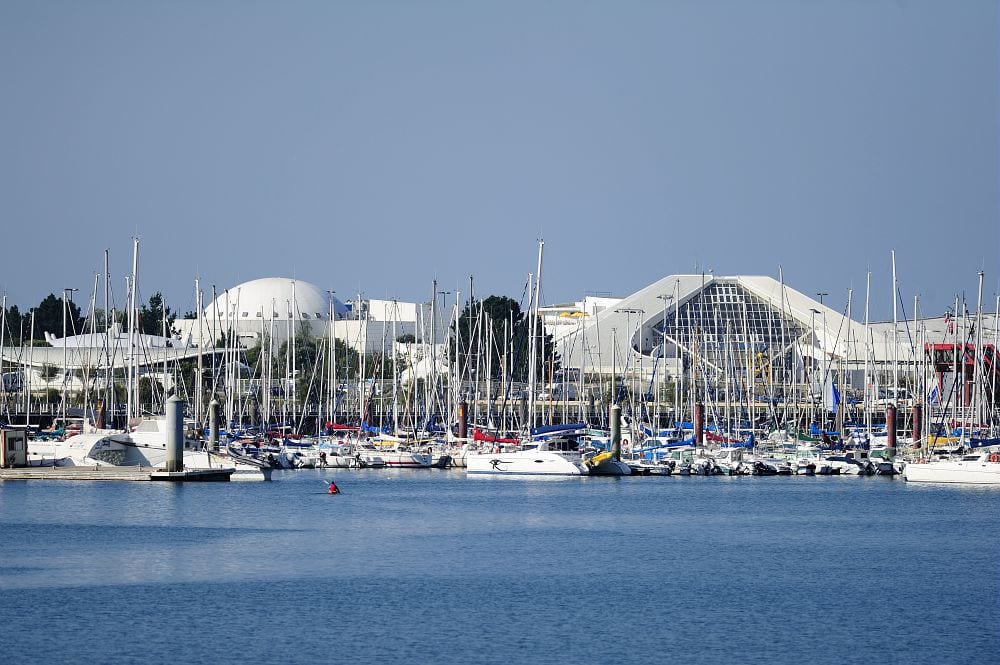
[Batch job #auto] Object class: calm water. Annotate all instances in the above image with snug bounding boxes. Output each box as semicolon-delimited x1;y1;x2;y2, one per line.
1;470;998;665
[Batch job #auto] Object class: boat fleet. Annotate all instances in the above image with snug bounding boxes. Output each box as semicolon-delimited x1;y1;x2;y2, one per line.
23;407;996;485
3;244;998;486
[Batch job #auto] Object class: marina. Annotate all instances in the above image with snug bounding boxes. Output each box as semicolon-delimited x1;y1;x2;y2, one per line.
2;247;996;487
2;2;997;662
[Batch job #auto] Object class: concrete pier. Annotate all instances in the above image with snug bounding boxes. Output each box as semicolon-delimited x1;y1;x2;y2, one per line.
1;466;233;482
0;466;154;481
150;468;234;481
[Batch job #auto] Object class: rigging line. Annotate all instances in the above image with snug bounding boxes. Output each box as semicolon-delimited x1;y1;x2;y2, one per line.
894;282;917;352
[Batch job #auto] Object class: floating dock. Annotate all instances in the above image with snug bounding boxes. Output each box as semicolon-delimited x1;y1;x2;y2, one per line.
0;466;233;482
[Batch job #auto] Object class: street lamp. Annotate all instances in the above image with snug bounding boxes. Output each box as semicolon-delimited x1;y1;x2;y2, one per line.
816;292;828;306
437;291;451;314
614;308;644;352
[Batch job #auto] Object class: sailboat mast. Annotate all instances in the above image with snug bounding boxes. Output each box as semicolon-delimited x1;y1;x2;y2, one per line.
161;296;168;413
392;300;399;434
26;309;35;427
527;272;536;429
840;289;852;435
80;273;98;426
973;271;984;430
103;249;112;421
864;271;871;436
291;281;297;431
195;279;203;427
892;250;899;408
328;292;335;427
534;240;545;428
127;237;139;424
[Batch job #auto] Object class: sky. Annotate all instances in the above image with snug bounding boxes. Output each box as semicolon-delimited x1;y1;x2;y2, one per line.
1;0;997;324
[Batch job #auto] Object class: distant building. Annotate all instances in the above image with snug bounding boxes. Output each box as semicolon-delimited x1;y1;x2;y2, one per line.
547;274;998;411
173;277;448;354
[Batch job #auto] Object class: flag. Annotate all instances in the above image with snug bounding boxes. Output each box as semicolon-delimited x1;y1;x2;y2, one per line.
823;377;840;413
927;385;940;405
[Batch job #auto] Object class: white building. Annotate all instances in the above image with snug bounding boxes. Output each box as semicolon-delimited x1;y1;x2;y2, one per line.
174;277;448;354
544;274;998;408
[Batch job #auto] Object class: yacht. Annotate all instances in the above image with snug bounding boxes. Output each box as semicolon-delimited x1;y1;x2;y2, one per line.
33;417;271;480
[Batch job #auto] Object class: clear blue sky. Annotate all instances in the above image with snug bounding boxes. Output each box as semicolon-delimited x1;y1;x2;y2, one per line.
2;0;997;322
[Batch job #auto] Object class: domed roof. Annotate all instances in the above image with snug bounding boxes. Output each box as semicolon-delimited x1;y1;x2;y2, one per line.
205;277;348;321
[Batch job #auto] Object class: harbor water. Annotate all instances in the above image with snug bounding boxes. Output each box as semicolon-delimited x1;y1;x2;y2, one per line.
1;470;998;664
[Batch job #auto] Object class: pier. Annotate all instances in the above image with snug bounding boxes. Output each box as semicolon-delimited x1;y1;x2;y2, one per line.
0;466;233;482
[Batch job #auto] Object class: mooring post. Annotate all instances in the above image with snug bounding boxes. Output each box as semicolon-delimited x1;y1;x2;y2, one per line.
209;399;220;451
610;403;622;461
886;404;897;455
457;401;468;441
695;402;705;446
166;395;185;472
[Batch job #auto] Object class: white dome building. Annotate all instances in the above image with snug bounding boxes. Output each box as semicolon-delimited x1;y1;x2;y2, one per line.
183;277;350;348
204;277;348;323
174;276;447;354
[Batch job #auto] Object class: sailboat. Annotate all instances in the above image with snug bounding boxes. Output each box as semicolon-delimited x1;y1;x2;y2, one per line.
465;432;592;475
903;449;1000;484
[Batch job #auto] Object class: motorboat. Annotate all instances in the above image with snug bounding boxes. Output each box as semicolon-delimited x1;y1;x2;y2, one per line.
31;417;271;480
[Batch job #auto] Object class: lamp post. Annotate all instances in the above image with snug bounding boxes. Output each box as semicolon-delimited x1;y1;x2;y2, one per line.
816;292;828;306
437;291;451;320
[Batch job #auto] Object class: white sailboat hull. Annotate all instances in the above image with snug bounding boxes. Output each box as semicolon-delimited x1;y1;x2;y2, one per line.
903;458;1000;485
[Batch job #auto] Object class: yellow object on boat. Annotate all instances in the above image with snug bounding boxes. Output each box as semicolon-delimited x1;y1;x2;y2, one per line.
588;451;613;467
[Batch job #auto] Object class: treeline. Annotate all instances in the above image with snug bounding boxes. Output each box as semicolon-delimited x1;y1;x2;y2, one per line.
1;292;175;345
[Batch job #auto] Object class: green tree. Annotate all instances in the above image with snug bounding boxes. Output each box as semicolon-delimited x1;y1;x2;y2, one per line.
138;377;163;409
39;363;59;389
275;323;323;407
453;295;558;383
139;292;176;335
31;294;84;340
1;304;24;345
